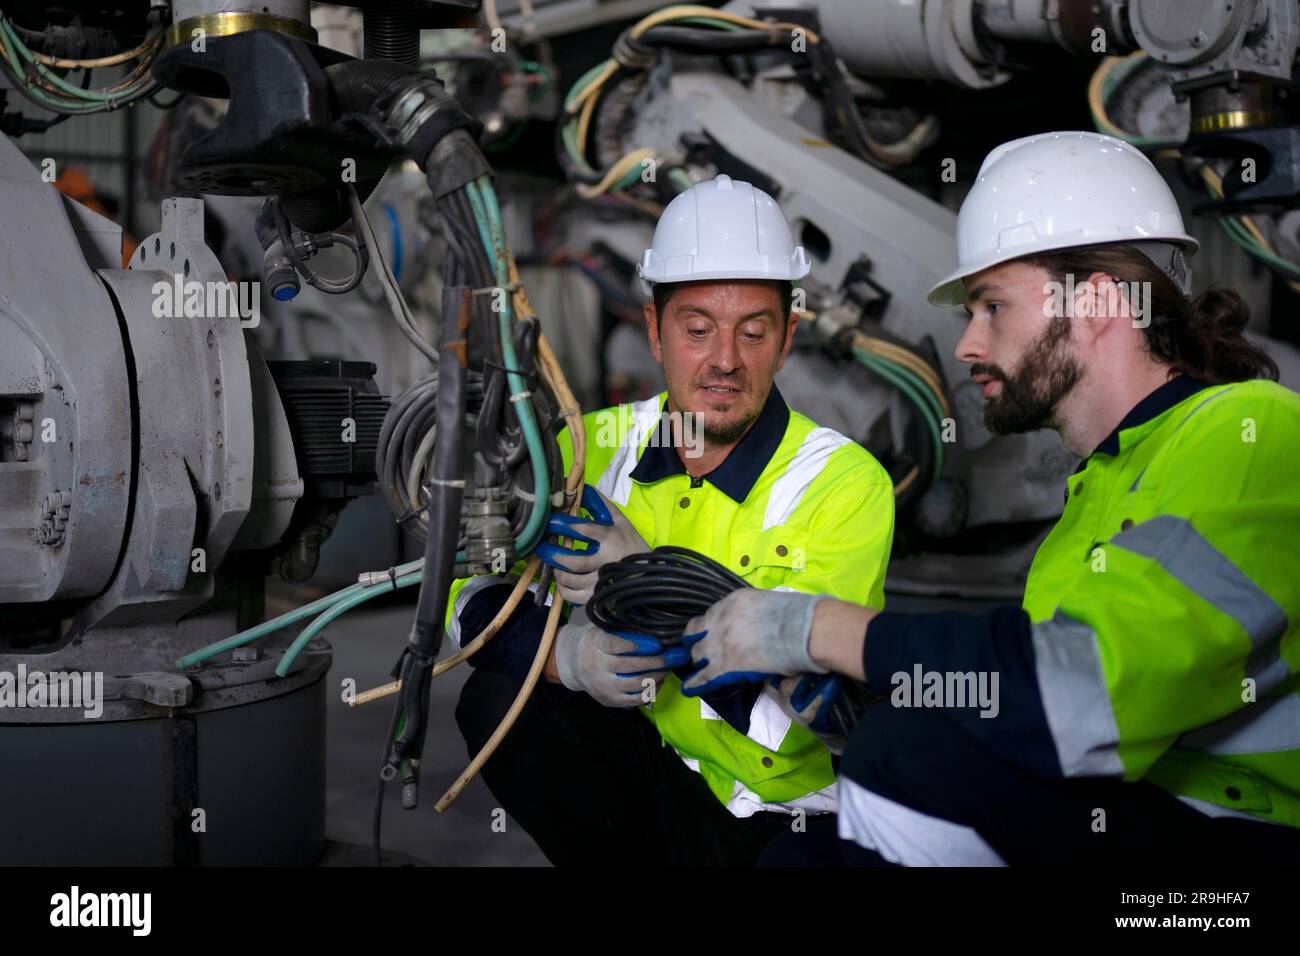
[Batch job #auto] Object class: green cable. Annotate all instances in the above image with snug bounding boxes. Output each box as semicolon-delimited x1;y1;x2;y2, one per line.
563;60;612;112
860;351;944;481
275;570;423;678
1203;181;1300;280
468;176;552;553
177;558;426;668
853;349;944;483
561;119;597;174
485;120;528;153
857;346;946;428
1;22;142;104
612;163;645;192
670;16;749;31
1092;56;1168;149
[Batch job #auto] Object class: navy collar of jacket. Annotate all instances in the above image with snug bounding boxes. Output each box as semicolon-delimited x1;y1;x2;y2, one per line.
629;384;791;504
1073;372;1210;474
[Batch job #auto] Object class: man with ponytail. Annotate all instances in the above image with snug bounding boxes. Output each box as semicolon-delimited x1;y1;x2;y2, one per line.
676;132;1300;865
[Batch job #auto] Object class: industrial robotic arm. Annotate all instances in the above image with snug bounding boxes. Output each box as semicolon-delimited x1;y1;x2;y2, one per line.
0;0;582;864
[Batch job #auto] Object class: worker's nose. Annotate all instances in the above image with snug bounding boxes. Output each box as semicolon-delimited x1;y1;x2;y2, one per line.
710;331;741;373
955;317;986;365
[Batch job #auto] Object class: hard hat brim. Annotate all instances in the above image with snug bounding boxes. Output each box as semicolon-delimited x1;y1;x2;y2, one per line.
926;233;1201;309
638;265;810;298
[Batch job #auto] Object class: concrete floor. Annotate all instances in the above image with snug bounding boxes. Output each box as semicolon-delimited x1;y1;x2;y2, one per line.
318;599;549;867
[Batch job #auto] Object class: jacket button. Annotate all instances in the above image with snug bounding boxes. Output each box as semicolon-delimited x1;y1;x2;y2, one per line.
740;555;750;567
761;756;774;768
1120;518;1134;531
776;545;788;557
679;497;690;509
1225;786;1242;801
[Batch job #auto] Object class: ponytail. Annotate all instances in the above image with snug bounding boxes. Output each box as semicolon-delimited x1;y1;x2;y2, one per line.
1023;245;1279;385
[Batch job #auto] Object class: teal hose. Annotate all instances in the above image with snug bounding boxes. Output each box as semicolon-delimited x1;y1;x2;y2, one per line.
176;558;425;669
853;349;945;483
0;22;147;105
466;177;551;554
275;570;423;678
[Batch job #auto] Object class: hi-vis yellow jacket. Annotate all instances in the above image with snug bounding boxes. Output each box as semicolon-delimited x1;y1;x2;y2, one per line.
448;385;895;817
861;375;1300;827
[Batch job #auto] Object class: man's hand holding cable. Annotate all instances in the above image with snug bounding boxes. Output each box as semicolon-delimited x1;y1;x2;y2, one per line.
555;620;688;708
767;674;847;755
538;485;649;606
678;589;829;695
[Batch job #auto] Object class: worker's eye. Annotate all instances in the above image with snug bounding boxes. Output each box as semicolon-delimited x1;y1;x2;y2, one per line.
686;326;710;339
741;329;764;343
986;302;1002;316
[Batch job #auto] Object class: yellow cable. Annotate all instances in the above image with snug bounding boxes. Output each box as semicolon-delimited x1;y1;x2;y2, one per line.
1200;165;1300;294
566;59;618;115
629;5;820;44
31;30;162;69
893;466;918;498
349;557;542;706
574;82;600;153
435;585;565;812
576;147;659;198
853;333;951;417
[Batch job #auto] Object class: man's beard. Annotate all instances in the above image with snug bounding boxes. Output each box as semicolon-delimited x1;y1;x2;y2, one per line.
695;371;760;445
703;409;761;445
974;317;1082;435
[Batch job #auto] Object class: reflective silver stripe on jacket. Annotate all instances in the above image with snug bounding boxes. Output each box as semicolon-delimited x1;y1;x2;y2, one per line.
762;427;851;530
595;395;663;506
1178;692;1300;755
1030;611;1124;777
1110;515;1290;693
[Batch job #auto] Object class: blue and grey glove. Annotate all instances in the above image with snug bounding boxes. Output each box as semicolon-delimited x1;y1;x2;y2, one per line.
555;616;690;708
678;588;828;696
767;674;847;755
536;484;648;606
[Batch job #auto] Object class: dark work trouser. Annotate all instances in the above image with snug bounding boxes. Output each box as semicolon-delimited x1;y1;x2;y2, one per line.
817;702;1300;866
454;667;800;866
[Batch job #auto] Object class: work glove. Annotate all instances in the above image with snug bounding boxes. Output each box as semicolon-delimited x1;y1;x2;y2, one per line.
554;617;689;708
536;484;649;606
678;588;828;697
767;674;847;755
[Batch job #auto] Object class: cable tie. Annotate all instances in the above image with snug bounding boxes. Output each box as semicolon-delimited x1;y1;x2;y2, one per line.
508;390;533;403
483;357;535;379
387;566;400;591
395;499;432;527
471;280;522;296
429;478;466;487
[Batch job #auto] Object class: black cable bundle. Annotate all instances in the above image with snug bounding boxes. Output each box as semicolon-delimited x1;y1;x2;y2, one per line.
588;545;875;738
588;546;748;643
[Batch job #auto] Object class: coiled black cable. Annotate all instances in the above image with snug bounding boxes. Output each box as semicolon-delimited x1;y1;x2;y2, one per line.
589;545;875;737
589;546;748;643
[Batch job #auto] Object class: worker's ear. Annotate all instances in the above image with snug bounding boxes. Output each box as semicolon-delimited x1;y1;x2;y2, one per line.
645;301;664;364
1073;270;1123;340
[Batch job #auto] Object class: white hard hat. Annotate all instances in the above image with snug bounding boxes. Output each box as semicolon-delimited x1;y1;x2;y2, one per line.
928;131;1199;307
638;174;811;296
